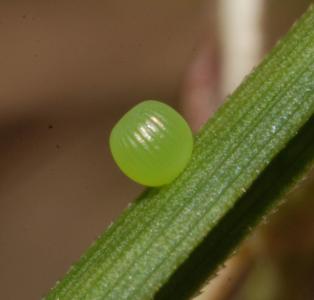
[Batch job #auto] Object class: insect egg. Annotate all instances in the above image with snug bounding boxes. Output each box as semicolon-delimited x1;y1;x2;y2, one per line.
109;100;193;187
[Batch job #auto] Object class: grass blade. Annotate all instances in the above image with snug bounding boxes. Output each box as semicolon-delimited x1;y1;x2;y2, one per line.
45;5;314;300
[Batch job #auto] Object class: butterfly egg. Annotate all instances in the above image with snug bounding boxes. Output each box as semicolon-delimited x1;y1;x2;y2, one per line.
109;100;193;187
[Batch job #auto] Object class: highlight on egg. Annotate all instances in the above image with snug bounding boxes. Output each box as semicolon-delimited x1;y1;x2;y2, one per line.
109;100;193;186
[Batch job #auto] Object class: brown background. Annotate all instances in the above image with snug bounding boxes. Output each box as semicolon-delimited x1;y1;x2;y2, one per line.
0;1;312;299
0;1;206;299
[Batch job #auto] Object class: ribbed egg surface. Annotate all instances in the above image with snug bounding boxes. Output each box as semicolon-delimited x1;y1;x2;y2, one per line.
109;100;194;186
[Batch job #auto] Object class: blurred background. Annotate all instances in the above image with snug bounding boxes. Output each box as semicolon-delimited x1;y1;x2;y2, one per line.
0;1;313;299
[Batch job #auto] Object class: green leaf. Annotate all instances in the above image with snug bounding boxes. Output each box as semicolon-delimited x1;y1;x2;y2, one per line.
45;5;314;300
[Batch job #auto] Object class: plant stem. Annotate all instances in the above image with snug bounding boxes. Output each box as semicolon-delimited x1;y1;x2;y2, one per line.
45;5;314;300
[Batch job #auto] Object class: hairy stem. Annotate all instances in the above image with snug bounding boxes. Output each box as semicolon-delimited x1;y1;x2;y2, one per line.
45;5;314;300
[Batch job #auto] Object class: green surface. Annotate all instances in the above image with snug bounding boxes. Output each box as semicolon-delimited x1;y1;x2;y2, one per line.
109;100;193;186
45;5;314;300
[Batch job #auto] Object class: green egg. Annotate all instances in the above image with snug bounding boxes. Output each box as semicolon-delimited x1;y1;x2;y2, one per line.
109;100;193;186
